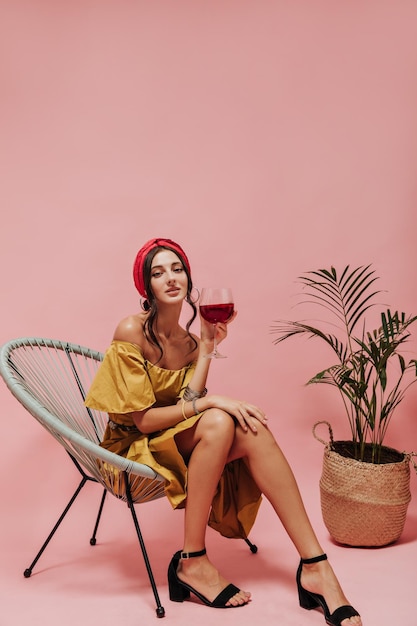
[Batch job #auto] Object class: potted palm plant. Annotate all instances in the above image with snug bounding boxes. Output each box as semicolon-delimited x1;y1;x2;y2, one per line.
272;264;417;546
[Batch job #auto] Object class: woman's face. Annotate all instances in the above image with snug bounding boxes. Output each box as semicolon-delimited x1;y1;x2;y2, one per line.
149;249;188;305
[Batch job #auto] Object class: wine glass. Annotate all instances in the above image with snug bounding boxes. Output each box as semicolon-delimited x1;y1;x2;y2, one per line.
199;287;234;358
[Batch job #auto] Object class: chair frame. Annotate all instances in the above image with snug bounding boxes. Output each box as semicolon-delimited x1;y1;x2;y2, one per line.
0;337;167;618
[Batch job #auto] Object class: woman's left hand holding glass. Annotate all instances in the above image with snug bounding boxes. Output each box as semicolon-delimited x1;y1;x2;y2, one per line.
199;311;237;356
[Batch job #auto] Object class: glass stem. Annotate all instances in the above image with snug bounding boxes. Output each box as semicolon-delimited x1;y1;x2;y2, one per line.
212;324;218;356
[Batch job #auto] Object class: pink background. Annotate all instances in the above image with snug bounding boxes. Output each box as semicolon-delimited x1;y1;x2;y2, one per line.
1;2;416;625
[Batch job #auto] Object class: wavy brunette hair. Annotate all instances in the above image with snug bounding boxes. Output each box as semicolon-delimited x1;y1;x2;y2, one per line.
141;245;198;361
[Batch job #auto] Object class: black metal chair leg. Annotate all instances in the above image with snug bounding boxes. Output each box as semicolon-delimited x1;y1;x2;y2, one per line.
24;476;88;578
123;473;165;618
244;537;258;553
90;488;107;546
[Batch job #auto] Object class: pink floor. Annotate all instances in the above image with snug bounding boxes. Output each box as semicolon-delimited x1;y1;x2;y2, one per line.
1;402;416;626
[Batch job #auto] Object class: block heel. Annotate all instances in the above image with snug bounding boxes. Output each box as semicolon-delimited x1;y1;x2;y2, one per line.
167;548;247;609
296;554;360;626
167;551;191;602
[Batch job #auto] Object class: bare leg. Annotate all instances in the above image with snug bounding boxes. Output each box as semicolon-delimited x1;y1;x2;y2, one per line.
228;424;362;625
228;425;322;555
174;409;250;607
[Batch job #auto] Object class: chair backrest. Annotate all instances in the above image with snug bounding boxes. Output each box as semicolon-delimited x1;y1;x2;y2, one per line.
0;337;165;503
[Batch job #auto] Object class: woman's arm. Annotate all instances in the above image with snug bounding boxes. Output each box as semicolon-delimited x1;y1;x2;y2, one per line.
132;393;268;435
188;314;268;432
184;314;234;392
131;401;193;434
123;311;268;434
132;321;213;434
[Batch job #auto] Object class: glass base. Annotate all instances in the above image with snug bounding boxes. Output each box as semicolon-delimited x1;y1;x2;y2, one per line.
204;351;227;359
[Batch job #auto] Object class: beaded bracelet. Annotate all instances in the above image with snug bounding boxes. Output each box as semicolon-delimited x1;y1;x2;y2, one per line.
181;398;201;420
183;385;207;402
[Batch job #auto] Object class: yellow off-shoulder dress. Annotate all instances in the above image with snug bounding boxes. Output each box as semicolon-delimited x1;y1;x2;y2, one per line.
84;341;261;540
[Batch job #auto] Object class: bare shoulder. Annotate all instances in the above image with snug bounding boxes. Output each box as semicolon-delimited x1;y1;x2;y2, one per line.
113;313;146;346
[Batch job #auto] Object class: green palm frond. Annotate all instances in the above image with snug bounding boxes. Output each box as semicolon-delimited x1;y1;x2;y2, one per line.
271;264;417;462
271;321;349;362
297;264;381;334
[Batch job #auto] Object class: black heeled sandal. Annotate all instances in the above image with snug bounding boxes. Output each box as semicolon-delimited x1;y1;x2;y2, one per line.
296;554;360;626
167;548;247;609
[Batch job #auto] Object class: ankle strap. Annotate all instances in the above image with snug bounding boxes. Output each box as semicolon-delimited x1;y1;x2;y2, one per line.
301;553;328;565
180;548;207;559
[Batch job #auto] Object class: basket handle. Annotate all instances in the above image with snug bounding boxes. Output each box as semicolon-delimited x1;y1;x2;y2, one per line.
312;420;334;447
410;452;417;476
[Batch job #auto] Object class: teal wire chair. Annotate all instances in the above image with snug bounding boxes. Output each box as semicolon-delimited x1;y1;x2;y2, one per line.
0;337;167;618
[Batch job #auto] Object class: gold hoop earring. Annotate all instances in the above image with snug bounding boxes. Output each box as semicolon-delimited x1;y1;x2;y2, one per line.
190;287;200;304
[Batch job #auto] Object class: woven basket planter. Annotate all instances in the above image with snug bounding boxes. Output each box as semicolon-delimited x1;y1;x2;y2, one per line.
314;421;416;547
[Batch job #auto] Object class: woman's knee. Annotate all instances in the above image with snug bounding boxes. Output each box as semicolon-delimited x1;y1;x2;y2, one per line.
198;408;235;441
232;420;277;456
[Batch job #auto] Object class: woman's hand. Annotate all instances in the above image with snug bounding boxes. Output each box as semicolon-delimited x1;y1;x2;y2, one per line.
199;311;237;352
207;394;268;433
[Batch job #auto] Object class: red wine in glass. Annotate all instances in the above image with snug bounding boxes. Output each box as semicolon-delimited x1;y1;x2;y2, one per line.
199;288;234;358
200;303;234;325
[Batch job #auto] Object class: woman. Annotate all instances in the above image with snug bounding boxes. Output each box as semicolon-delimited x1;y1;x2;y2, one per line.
85;238;361;626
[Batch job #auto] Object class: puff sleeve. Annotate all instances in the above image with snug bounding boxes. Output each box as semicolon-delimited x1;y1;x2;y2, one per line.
84;341;155;414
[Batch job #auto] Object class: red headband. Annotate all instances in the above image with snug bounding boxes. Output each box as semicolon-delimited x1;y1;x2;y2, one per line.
133;238;191;298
